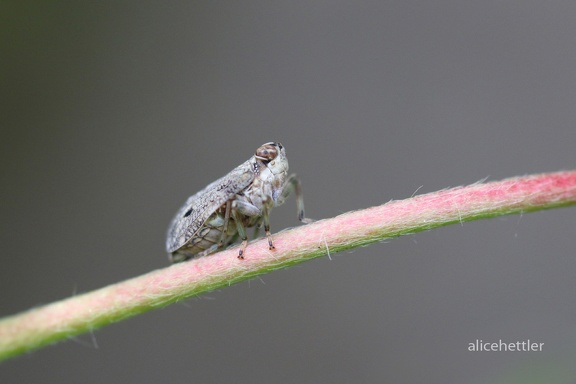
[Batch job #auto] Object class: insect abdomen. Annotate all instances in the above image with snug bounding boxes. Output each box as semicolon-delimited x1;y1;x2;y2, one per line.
170;210;236;262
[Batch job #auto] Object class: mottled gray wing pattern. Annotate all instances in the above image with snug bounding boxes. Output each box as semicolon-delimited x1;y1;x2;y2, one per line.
166;159;256;253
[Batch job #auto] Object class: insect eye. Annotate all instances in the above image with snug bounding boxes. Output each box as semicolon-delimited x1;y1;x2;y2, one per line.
255;144;278;161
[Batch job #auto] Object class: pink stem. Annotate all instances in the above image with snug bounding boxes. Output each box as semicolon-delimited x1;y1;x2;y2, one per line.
1;170;575;360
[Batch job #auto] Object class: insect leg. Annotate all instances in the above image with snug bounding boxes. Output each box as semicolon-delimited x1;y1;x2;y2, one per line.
217;200;233;248
262;206;275;250
235;199;275;250
231;205;249;259
171;242;220;262
234;200;261;216
281;174;313;223
170;251;192;263
194;243;221;258
196;201;235;258
253;223;261;240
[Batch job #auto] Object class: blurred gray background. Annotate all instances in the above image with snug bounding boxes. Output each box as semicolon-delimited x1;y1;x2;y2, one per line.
2;2;575;383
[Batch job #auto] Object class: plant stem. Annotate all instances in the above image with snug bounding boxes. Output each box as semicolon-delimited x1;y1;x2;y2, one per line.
1;170;575;361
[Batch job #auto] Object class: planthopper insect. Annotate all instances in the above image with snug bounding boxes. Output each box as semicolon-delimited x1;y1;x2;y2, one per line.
166;142;312;263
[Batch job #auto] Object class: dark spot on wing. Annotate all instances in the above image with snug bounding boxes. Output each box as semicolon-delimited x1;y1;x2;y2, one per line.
183;208;193;217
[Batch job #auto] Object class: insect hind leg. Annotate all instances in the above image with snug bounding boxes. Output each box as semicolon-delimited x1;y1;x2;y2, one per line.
170;242;224;263
198;201;234;258
170;250;192;263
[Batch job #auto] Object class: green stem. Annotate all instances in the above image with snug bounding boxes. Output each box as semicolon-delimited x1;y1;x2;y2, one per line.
1;170;575;361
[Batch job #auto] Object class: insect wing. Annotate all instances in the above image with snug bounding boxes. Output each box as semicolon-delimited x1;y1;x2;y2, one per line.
166;159;255;253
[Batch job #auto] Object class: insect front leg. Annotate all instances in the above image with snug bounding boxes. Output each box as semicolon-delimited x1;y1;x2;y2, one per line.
281;174;313;224
234;200;261;217
235;200;276;251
